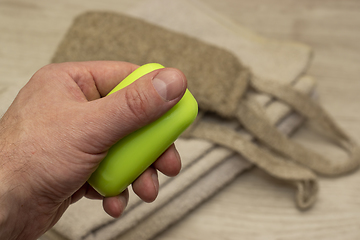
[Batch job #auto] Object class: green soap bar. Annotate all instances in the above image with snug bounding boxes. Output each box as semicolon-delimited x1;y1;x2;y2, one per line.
88;63;198;197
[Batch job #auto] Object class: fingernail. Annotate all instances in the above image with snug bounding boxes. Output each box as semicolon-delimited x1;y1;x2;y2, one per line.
152;172;159;193
173;145;181;162
152;69;186;101
118;195;128;208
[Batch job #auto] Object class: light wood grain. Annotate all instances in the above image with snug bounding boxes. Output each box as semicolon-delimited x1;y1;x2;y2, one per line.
1;0;359;239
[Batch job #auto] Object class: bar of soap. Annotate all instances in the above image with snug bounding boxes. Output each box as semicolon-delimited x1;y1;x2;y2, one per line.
88;63;198;197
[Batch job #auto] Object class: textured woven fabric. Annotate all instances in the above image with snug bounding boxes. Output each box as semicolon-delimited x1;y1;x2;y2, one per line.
44;9;315;240
52;12;250;118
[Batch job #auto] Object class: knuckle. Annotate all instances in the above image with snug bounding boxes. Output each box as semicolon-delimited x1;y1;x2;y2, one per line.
123;86;152;125
30;63;62;84
36;63;59;75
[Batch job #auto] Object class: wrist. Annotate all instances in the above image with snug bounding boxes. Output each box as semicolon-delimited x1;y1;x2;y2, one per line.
0;141;64;240
0;147;40;240
0;168;23;239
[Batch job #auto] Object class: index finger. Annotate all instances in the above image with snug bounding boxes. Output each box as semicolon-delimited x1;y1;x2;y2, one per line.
56;61;140;99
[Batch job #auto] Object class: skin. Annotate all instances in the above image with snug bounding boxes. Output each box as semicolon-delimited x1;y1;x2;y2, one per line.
0;61;185;240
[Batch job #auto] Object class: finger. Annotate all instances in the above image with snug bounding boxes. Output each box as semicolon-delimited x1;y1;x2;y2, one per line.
70;184;87;204
84;185;104;200
42;61;139;100
132;167;159;203
71;183;103;204
69;61;139;97
83;67;187;148
153;144;182;177
103;188;129;218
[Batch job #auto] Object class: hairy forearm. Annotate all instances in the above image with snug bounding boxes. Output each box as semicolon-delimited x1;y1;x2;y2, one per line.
0;147;44;240
0;168;25;240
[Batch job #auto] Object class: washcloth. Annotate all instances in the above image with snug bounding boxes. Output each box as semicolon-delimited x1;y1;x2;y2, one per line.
43;77;314;240
41;0;359;239
45;11;310;240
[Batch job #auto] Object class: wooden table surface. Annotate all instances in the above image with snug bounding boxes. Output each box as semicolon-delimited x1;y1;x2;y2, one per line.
1;0;359;239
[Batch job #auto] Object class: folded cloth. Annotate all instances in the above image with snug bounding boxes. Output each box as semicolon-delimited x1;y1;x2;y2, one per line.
42;1;359;240
43;76;314;240
44;11;310;240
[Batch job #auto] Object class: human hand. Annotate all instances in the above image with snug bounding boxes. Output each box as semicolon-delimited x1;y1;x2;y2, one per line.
0;61;185;240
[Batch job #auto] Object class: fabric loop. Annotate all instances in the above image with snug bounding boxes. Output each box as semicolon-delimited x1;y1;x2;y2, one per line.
242;77;360;175
190;121;319;210
251;77;350;142
295;180;318;209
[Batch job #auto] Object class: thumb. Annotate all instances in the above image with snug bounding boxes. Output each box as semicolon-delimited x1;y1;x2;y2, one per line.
84;68;187;149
